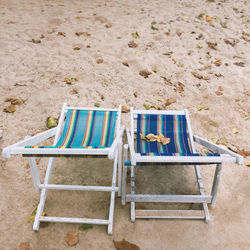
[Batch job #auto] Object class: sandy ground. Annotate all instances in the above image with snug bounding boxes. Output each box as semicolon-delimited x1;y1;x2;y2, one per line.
0;0;250;249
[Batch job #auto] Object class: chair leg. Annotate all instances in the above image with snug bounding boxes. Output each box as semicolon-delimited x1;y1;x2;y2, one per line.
117;141;122;197
33;157;55;231
108;150;118;234
194;165;210;223
28;158;41;193
121;145;128;205
211;164;223;207
130;165;136;222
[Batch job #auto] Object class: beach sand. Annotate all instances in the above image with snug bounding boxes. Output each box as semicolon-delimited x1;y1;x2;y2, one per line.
0;0;249;249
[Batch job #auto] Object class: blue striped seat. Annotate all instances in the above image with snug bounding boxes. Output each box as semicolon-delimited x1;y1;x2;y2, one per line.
25;109;117;149
136;114;219;157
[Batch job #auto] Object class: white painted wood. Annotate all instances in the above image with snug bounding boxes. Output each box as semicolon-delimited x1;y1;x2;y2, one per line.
133;110;185;115
40;216;109;225
126;194;212;203
28;158;41;193
108;150;118;235
135;155;234;163
193;135;243;164
185;109;210;222
126;128;136;165
66;107;117;112
211;164;223;207
2;127;57;158
136;209;204;218
11;147;110;155
130;165;135;222
39;184;118;192
121;145;128;205
117;140;122;197
130;108;134;153
34;104;67;231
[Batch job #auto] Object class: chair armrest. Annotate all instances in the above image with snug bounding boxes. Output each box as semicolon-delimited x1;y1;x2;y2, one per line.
2;127;58;158
108;126;125;159
193;135;244;165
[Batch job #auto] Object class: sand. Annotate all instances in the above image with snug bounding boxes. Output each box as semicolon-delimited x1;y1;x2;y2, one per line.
0;0;249;249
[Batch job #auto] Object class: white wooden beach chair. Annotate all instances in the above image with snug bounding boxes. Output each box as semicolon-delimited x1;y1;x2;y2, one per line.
2;103;124;234
121;108;243;222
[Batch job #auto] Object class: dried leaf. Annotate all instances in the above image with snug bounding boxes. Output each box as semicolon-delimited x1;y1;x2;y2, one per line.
176;30;182;37
197;106;209;111
215;91;223;96
121;105;130;113
122;61;129;67
134;92;138;98
163;51;173;56
234;62;245;67
58;32;66;37
243;116;250;120
75;32;91;36
105;23;112;28
198;65;211;71
206;16;212;22
46;117;58;129
97;58;104;64
29;208;46;222
191;72;210;80
174;87;184;93
5;97;24;105
31;39;41;44
132;32;140;38
3;104;16;113
139;70;152;78
197;13;205;20
146;133;158;141
215;73;223;77
224;39;239;47
214;58;222;67
220;21;227;28
245;161;250;167
151;22;158;30
70;89;78;95
94;103;101;108
143;103;151;110
17;242;32;250
160;137;171;145
79;224;93;231
65;231;79;246
232;128;239;134
128;41;138;48
73;47;81;50
218;86;224;91
165;29;171;35
113;239;140;250
165;98;176;106
207;42;217;50
64;77;78;85
236;150;250;157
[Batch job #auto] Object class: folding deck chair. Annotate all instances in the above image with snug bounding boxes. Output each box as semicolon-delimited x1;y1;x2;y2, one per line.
2;103;124;234
121;108;243;222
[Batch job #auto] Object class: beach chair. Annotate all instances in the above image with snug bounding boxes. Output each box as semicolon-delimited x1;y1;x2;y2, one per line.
2;103;124;234
121;108;243;222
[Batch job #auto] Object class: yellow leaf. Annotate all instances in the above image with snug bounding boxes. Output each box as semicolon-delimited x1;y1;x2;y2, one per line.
232;128;239;134
160;137;171;145
244;116;250;120
143;103;151;110
245;161;250;167
146;133;158;141
198;106;209;111
206;16;212;22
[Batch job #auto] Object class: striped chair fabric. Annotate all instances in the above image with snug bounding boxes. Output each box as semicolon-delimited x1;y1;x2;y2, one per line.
137;114;219;157
26;110;117;149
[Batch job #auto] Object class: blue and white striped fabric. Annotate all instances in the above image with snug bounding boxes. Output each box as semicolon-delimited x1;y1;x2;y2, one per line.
136;114;220;157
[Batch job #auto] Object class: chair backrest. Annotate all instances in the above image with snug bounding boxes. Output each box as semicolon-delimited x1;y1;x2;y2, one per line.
56;109;118;148
135;112;192;155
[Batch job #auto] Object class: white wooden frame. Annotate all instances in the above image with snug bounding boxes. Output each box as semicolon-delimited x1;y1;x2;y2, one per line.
121;108;243;222
2;103;124;235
